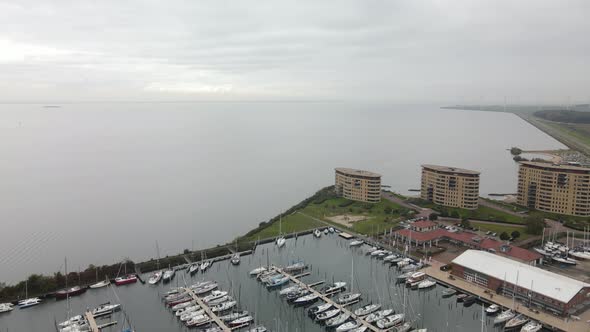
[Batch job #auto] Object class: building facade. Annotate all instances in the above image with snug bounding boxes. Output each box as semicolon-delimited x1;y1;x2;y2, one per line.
335;168;381;203
451;250;590;316
517;162;590;216
420;165;480;210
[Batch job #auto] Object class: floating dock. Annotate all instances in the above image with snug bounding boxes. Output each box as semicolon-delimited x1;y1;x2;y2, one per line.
84;311;99;332
184;287;231;332
272;266;384;332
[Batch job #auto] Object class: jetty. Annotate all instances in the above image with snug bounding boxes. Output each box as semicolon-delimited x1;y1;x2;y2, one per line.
271;266;384;332
183;287;231;332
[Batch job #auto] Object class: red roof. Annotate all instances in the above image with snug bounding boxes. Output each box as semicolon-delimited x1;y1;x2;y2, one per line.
394;228;541;263
411;220;437;229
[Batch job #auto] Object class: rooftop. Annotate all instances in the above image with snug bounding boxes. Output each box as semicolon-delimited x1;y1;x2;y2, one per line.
421;164;480;175
452;250;590;303
335;167;381;178
520;161;590;172
411;220;437;229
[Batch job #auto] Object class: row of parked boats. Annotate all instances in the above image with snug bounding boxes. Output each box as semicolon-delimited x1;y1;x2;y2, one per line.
162;281;266;331
56;302;122;332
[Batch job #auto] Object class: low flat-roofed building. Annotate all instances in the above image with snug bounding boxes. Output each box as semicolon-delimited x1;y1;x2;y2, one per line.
421;164;480;210
335;168;381;203
451;250;590;316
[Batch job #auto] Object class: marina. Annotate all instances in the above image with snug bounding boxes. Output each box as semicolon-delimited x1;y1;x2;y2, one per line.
1;229;559;331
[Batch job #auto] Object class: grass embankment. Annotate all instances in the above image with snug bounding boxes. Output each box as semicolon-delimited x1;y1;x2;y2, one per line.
407;198;524;224
242;188;409;241
470;221;531;241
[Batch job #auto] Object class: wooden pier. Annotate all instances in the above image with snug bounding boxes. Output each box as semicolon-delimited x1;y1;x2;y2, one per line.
184;287;231;332
272;266;384;332
84;311;99;332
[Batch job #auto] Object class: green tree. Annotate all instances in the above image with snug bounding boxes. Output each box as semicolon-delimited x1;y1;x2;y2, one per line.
525;214;545;235
450;210;460;219
500;232;510;241
384;206;393;214
511;230;521;239
428;213;438;221
460;217;471;228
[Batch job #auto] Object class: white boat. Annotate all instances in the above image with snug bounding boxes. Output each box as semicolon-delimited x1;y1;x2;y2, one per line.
324;228;329;234
485;304;500;315
329;227;335;233
193;282;218;295
314;229;322;238
376;313;405;329
249;267;267;276
552;255;577;265
323;281;346;294
276;215;286;248
365;309;394;323
266;276;290;288
229;315;254;327
394;322;412;332
188;264;199;275
231;253;241;265
350;327;368;332
354;303;381;316
211;300;237;313
383;254;398;262
494;309;515;325
315;308;340;321
58;315;85;328
336;320;360;332
326;312;351;328
293;293;319;305
172;301;196;311
208;295;231;306
0;303;14;313
186;314;210;327
417;279;436;289
18;298;41;309
181;309;205;321
521;321;542;332
92;303;121;317
309;302;332;316
163;268;175;283
89;277;111;289
337;292;360;304
505;314;529;329
284;262;307;272
200;260;211;271
365;247;378;255
370;249;386;257
148;271;162;285
246;326;268;332
569;250;590;260
203;290;228;303
280;285;301;296
276;236;286;248
349;240;363;247
219;310;249;322
176;305;199;317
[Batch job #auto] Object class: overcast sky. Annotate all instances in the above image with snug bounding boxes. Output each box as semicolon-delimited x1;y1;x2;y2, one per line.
0;0;589;104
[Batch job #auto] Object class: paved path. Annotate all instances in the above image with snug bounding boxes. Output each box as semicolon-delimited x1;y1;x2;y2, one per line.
478;198;525;217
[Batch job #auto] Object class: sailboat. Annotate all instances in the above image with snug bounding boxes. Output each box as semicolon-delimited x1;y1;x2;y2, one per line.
276;214;286;248
55;258;86;300
337;257;361;305
114;262;138;286
148;241;163;284
162;265;175;283
200;251;211;272
494;271;518;325
18;280;42;308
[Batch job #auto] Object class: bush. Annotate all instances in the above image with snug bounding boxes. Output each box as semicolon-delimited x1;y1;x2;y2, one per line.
525;214;545;235
339;200;355;208
500;232;510;241
511;230;521;239
460;218;471;228
450;211;460;219
429;213;438;221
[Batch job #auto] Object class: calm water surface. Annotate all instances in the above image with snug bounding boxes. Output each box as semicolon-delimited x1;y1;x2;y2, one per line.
0;103;564;282
1;234;508;332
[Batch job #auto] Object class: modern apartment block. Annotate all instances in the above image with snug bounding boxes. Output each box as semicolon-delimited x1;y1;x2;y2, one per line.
420;164;480;210
517;161;590;216
335;168;381;203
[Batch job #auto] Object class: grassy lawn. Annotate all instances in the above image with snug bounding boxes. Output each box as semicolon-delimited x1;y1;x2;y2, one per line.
241;212;324;242
470;221;532;241
407;198;524;224
480;198;528;213
303;197;410;235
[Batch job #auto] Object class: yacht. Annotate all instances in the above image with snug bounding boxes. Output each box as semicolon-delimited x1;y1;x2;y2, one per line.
219;310;249;322
228;315;254;327
417;279;436;289
336;321;361;332
293;293;319;306
188;264;199;275
162;268;175;283
494;309;515;325
114;274;137;286
200;260;211;272
365;309;394;323
308;302;332;316
322;281;346;294
354;303;381;316
18;298;42;309
376;313;405;329
0;303;14;313
505;314;528;329
249;266;267;276
485;304;500;315
326;312;351;328
203;290;228;303
315;308;340;321
92;303;121;317
314;229;322;238
231;253;241;265
89;278;110;289
328;227;335;233
148;271;163;285
55;286;86;300
349;240;363;247
441;288;457;297
520;321;543;332
337;292;361;305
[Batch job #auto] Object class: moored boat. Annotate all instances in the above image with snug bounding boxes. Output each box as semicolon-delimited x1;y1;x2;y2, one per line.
314;229;322;238
349;240;363;247
231;253;241;265
163;268;175;283
89;278;110;289
417;279;436;289
485;304;500;315
365;309;394;323
188;264;199;275
0;303;14;313
494;309;515;325
249;267;267;276
441;288;456;297
148;271;162;285
376;313;405;329
18;298;42;309
115;274;137;286
354;303;381;316
505;314;528;329
337;292;360;305
520;320;542;332
336;320;360;332
55;286;86;300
